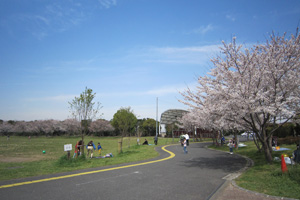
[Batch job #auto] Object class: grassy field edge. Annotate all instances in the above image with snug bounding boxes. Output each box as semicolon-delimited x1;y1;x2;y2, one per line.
208;141;300;199
0;136;177;181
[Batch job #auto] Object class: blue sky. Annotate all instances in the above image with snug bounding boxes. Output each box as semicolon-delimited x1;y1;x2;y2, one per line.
1;0;300;121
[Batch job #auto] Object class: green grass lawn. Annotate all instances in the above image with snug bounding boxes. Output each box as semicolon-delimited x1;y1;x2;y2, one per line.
0;136;177;181
209;140;300;199
4;136;297;199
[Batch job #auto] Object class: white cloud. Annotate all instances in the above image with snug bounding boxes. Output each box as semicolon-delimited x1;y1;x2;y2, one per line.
145;85;187;96
144;44;221;64
98;0;117;9
98;89;173;98
109;44;221;67
98;82;196;98
6;1;97;40
25;95;75;102
153;45;220;54
185;24;215;35
53;44;220;72
226;14;236;22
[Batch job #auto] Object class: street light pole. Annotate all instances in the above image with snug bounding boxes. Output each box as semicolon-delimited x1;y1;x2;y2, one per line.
156;97;158;137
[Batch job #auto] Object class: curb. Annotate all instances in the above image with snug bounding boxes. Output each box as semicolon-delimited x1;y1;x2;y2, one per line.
206;180;230;200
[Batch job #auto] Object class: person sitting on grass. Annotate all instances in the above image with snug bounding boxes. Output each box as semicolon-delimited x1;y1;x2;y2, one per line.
143;139;148;145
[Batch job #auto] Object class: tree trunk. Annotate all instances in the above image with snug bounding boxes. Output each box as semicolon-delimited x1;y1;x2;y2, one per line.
81;129;85;155
172;127;174;144
119;136;123;154
253;133;262;152
267;135;273;154
262;140;273;164
234;131;239;150
128;133;131;148
260;128;273;164
213;131;219;146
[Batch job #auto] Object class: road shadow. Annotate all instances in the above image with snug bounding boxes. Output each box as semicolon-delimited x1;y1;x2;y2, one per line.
176;143;247;173
182;154;246;173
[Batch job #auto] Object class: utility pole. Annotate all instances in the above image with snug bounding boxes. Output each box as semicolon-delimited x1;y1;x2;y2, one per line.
156;97;158;137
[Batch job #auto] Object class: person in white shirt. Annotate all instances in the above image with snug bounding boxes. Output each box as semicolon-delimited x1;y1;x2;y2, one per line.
183;138;188;154
185;134;190;146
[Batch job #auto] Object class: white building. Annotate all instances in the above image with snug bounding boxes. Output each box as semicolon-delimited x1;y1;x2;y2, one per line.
159;109;188;137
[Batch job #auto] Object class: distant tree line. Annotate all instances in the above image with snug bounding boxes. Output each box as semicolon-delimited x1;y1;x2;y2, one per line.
0;117;158;137
0;119;114;137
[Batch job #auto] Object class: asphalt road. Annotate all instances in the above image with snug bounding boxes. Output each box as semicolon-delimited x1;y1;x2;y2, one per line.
0;143;247;200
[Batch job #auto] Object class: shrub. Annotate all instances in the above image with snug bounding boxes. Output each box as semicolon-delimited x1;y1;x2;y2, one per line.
272;166;300;185
269;123;295;138
288;166;300;184
56;154;87;167
277;136;299;146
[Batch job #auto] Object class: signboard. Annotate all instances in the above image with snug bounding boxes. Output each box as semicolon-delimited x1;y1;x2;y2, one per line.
64;144;72;152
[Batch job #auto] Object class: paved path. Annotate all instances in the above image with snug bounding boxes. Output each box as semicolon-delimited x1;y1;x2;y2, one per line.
0;143;247;200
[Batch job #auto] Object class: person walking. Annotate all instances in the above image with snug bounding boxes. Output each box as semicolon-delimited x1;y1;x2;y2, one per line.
185;133;190;146
154;136;158;145
229;139;234;154
183;138;188;154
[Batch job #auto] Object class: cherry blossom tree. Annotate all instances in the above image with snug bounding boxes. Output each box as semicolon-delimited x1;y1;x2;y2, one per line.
89;119;114;136
181;31;300;163
0;121;13;137
63;118;81;136
31;120;57;136
13;121;30;136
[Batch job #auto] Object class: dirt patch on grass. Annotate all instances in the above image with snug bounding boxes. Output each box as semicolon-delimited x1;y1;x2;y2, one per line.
0;155;44;163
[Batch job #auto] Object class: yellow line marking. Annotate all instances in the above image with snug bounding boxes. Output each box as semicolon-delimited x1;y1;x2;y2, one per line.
0;145;175;189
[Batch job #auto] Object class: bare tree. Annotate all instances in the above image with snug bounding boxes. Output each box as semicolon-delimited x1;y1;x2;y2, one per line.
68;87;102;154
